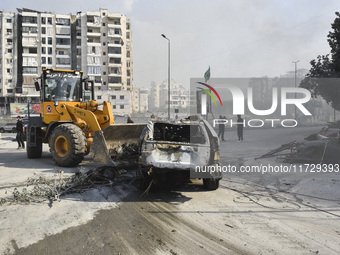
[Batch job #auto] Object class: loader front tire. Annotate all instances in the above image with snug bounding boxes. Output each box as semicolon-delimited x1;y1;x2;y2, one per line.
50;124;87;167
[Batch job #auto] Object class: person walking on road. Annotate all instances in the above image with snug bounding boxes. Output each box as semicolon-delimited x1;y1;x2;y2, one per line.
236;115;244;142
127;116;134;123
16;116;25;149
218;115;226;141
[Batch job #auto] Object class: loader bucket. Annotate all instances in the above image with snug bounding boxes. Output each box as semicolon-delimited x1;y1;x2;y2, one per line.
103;123;147;150
90;124;147;163
90;130;116;165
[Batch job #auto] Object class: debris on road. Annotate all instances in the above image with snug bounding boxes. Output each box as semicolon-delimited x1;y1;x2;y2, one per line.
255;141;300;160
0;166;132;206
256;123;340;164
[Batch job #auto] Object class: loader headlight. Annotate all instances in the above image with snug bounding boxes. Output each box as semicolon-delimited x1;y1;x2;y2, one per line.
214;151;220;161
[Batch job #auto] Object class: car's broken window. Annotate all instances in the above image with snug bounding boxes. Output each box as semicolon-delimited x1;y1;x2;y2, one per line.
153;123;205;144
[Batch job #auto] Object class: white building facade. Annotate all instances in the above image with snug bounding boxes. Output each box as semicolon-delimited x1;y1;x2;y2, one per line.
0;8;133;115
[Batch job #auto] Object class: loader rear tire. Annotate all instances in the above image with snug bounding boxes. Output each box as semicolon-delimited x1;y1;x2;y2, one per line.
50;124;87;167
27;126;43;158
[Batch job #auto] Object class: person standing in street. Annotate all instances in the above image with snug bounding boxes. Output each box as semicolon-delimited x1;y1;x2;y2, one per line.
127;116;134;123
236;115;244;142
218;115;226;141
16;116;25;149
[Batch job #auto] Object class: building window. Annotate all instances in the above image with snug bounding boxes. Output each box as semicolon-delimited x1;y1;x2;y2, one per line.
120;95;124;99
120;105;124;109
126;23;130;30
41;17;46;24
7;39;12;43
103;42;106;46
6;29;12;33
42;38;46;44
127;79;130;85
97;95;102;100
42;57;46;64
111;95;116;99
126;32;130;39
102;12;106;16
127;51;130;58
103;72;106;75
103;62;106;65
48;37;52;45
48;47;52;54
103;82;106;85
6;19;12;23
103;52;106;55
42;47;46;54
7;49;12;53
102;23;105;26
48;17;52;25
42;27;46;34
23;67;38;74
112;105;116;109
48;57;52;64
103;33;106;37
7;89;13;93
7;69;11;74
29;48;38;54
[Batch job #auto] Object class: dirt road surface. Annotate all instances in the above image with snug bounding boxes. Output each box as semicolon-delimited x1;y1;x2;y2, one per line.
1;126;340;254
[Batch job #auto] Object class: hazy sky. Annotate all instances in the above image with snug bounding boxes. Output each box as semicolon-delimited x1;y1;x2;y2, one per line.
2;0;340;88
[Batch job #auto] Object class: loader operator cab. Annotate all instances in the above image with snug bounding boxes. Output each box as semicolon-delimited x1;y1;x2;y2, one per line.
35;69;93;102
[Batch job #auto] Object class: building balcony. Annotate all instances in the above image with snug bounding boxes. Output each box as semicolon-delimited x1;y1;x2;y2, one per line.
22;53;38;58
87;22;101;28
107;42;122;47
108;83;122;89
108;33;122;39
22;22;38;26
108;73;121;77
108;23;121;29
108;53;121;58
87;32;101;37
56;54;70;58
56;64;71;69
55;44;71;48
108;63;121;67
56;24;70;28
56;34;71;38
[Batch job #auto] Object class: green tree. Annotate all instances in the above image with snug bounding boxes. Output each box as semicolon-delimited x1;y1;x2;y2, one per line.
300;12;340;110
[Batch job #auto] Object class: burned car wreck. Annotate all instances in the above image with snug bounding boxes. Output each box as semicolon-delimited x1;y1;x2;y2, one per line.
137;116;222;190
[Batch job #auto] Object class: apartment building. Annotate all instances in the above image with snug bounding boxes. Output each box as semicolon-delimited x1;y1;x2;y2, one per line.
149;80;190;116
0;12;18;113
0;8;132;115
131;87;149;113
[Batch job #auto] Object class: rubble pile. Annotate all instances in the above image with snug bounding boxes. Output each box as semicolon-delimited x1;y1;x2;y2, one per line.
0;166;131;205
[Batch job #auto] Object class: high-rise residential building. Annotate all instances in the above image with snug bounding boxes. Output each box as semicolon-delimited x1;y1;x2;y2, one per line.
0;8;132;115
0;12;18;113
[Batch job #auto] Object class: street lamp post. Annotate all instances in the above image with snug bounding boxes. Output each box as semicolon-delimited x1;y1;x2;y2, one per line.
292;60;300;120
161;34;170;120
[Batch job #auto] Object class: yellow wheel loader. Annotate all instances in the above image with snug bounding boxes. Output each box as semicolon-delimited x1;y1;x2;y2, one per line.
27;69;146;167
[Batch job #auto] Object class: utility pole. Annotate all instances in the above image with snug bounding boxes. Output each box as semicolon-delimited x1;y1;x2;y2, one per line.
292;60;300;119
161;34;171;120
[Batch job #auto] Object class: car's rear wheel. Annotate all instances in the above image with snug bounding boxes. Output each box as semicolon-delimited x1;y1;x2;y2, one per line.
135;166;152;190
203;178;220;190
